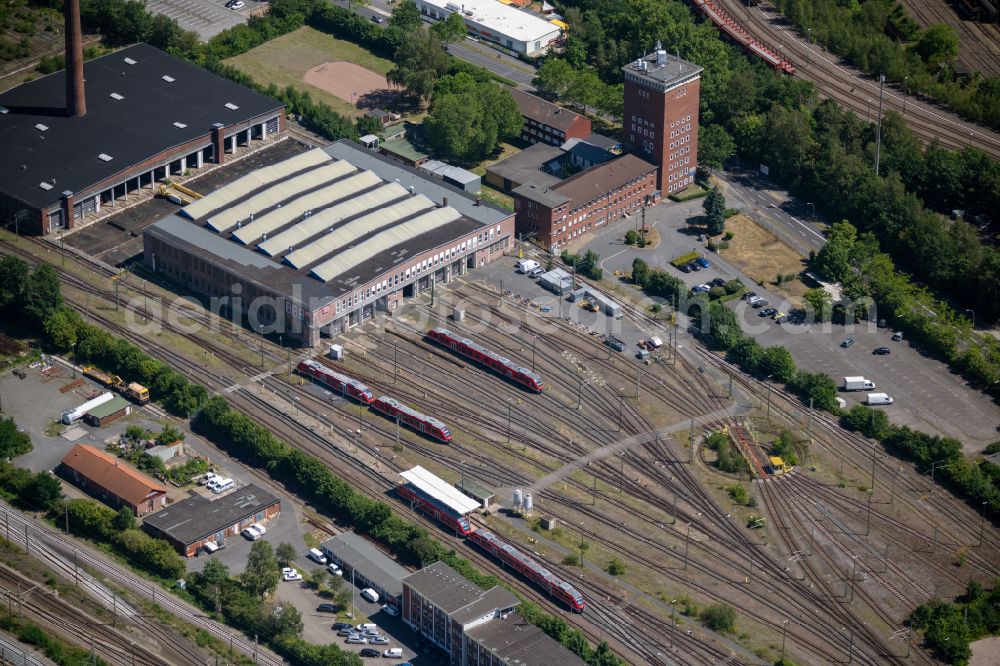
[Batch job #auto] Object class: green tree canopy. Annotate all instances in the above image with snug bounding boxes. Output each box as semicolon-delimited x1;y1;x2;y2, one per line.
430;12;467;43
388;0;422;32
241;540;280;598
387;30;451;102
532;58;575;100
0;418;32;459
698;125;736;171
424;74;522;163
915;24;959;65
22;264;62;325
703;187;727;236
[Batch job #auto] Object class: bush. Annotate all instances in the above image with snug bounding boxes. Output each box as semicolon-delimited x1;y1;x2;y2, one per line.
700;603;736;632
624;230;639;245
668;188;710;202
726;484;749;505
606;557;626;575
0;417;32;459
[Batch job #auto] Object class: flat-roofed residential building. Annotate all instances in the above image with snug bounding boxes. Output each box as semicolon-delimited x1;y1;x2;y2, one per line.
417;0;562;56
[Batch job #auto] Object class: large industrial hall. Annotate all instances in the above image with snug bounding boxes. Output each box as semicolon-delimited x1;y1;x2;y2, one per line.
0;41;285;236
144;140;514;345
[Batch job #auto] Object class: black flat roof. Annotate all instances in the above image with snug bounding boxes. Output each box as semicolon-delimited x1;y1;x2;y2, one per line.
0;43;284;210
142;483;280;545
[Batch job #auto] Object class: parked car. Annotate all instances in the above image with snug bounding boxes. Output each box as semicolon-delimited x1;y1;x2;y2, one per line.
759;307;777;317
332;622;352;630
382;605;399;617
318;604;338;614
746;295;762;304
742;291;758;301
250;522;267;535
369;636;390;645
695;257;710;269
751;299;769;308
689;262;702;271
841;338;856;348
327;563;343;576
281;567;302;582
345;635;368;644
873;347;891;355
892;331;904;341
678;263;691;273
241;525;262;541
692;284;711;293
229;1;244;9
336;628;354;637
773;312;786;322
529;266;545;276
710;277;727;288
370;14;385;22
360;648;381;658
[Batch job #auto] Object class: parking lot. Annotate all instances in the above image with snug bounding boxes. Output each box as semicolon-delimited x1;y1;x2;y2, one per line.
567;201;1000;451
144;0;254;39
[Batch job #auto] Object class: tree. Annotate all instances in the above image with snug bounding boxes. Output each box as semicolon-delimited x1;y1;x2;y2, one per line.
0;256;28;311
915;24;958;65
803;288;833;322
22;264;62;325
532;58;575;100
43;307;79;352
430;11;467;43
355;114;382;138
0;418;32;459
25;472;62;512
241;541;280;598
632;257;649;286
275;542;297;568
787;371;839;412
387;30;451;102
758;346;796;383
700;603;736;632
699;125;736;172
388;0;422;33
812;221;857;283
199;558;230;613
606;557;626;575
703;187;726;236
424;74;522;163
113;505;136;531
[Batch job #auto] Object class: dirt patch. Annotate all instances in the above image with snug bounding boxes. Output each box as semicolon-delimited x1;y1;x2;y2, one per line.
970;636;1000;666
718;213;809;305
303;61;394;107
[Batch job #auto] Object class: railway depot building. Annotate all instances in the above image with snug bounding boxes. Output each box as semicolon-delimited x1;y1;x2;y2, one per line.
143;140;514;346
142;483;280;556
0;43;285;235
59;444;167;517
513;153;658;250
320;532;410;607
417;0;562;56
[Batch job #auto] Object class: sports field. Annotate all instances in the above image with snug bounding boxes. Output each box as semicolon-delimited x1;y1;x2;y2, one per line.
224;26;395;118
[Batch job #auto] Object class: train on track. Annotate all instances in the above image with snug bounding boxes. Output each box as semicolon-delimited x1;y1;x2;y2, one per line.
690;0;796;74
396;483;472;534
469;528;586;612
371;396;452;443
426;328;545;392
296;359;374;404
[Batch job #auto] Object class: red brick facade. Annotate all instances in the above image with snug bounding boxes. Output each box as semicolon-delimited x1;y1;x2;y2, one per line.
513;155;658;249
622;49;702;195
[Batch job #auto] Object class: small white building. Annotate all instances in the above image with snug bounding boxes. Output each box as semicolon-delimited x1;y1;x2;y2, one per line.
417;0;562;56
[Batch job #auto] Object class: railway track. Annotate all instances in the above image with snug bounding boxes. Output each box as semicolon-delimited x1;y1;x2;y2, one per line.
899;0;1000;77
713;0;1000;158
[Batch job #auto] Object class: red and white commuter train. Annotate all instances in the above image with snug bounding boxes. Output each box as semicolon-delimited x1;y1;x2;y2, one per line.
396;483;472;535
468;528;586;612
296;359;374;404
371;395;452;443
426;328;545;392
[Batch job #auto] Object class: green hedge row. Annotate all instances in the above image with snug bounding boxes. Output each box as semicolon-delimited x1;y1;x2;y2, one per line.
668;188;709;202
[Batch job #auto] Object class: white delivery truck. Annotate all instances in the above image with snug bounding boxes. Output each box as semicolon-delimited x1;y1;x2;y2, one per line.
843;376;875;391
516;259;540;274
865;393;894;406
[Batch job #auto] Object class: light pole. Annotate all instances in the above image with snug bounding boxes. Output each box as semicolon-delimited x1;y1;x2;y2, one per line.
806;28;812;67
965;308;975;328
866;98;872;125
780;619;789;662
766;375;773;420
683;522;692;570
531;335;537;372
875;75;886;173
669;599;677;649
618;451;625;493
460;459;466;491
979;500;988;547
142;279;147;321
903;76;909;115
807;202;815;219
258;324;264;367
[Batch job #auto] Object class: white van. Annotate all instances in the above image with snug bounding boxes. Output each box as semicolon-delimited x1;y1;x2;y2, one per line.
360;588;379;603
201;541;220;554
327;563;343;576
355;623;377;632
308;548;327;565
210;478;234;493
382;648;403;659
516;259;539;274
865;392;894;406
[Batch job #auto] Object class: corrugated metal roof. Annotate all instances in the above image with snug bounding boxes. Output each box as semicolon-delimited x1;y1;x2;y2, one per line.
259;182;411;258
287;195;436;270
154;215;283;269
183;148;330;221
86;395;131;419
206;160;355;233
399;465;480;515
310;207;459;282
231;170;382;246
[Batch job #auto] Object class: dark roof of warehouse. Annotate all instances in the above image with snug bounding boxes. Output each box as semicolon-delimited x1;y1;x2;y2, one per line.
0;43;284;210
142;483;279;545
321;532;410;597
465;613;588;665
403;561;518;622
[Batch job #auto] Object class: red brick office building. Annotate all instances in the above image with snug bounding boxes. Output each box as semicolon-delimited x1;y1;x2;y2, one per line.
622;42;703;195
512;153;658;249
508;88;592;147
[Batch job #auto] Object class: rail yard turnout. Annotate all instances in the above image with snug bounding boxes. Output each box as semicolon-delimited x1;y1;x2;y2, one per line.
2;228;998;666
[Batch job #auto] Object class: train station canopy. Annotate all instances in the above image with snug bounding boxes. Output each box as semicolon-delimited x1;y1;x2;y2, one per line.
399;465;480;515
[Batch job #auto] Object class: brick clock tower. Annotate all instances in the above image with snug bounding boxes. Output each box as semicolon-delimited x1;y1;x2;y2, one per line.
622;42;703;196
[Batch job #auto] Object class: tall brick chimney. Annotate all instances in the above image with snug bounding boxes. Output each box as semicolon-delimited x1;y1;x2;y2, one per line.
64;0;85;117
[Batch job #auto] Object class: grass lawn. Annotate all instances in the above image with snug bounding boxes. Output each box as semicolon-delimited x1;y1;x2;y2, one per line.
719;214;809;305
223;26;393;118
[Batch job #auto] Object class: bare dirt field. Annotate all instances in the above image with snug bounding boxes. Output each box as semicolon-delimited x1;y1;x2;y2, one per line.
721;213;809;304
970;636;1000;666
303;61;393;107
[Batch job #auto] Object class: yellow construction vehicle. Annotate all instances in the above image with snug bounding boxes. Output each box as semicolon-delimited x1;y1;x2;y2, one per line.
124;382;150;405
83;365;123;389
